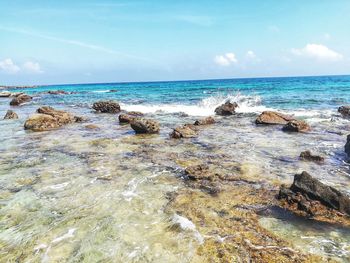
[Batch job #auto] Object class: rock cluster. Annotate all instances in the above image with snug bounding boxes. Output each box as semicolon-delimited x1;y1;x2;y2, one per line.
10;94;32;106
214;101;238;116
119;111;143;124
256;111;294;125
130;118;160;134
92;100;120;113
278;171;350;216
24;106;83;131
47;90;69;95
3;110;18;120
282;120;311;133
194;116;215;125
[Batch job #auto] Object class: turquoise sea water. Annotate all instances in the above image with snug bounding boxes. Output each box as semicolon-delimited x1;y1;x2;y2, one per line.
1;75;350;262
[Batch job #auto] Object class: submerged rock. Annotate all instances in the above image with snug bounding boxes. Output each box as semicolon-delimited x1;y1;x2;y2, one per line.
214;101;238;116
299;150;325;163
3;110;18;120
130;118;159;134
9;94;32;106
279;171;350;216
170;125;198;139
345;135;350;157
256;111;294;125
85;124;100;130
338;106;350;118
24;106;83;131
92;100;120;113
47;90;69;95
0;92;11;97
119;111;143;124
194;116;215;125
282;120;311;133
185;164;214;180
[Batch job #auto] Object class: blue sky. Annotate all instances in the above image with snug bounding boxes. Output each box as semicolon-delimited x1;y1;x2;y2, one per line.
0;0;349;85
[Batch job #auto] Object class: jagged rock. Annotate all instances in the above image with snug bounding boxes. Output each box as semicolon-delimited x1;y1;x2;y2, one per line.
299;150;325;163
130;118;160;134
194;116;215;125
9;94;32;106
185;164;213;180
3;110;18;119
338;106;350;118
119;111;143;124
47;90;69;95
24;106;82;131
0;92;11;97
256;111;294;125
282;120;311;132
170;125;198;139
92;100;120;113
345;135;350;157
214;101;238;116
279;171;350;216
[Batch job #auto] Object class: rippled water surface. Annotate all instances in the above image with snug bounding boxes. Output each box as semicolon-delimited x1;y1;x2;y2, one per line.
1;76;350;262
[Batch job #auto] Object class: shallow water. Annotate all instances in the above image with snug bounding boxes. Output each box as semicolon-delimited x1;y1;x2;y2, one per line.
1;76;350;262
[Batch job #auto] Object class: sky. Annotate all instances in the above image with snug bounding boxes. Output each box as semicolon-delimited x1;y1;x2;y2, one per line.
0;0;350;85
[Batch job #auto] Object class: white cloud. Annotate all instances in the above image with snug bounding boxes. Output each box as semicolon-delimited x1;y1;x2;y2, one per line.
214;53;238;66
246;50;256;59
22;61;43;73
292;44;343;61
0;58;21;74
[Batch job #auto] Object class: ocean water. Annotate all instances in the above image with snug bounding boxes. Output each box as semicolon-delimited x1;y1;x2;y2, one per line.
0;75;350;262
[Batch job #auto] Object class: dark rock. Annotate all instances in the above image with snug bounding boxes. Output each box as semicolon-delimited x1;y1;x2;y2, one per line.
3;110;18;119
92;100;120;113
0;92;11;97
338;106;350;118
345;135;350;157
170;125;198;139
282;120;311;133
108;89;118;93
299;150;325;163
280;171;350;216
119;111;143;124
24;106;82;131
130;118;160;134
256;111;294;125
47;90;69;95
194;116;215;125
10;94;32;106
214;101;238;116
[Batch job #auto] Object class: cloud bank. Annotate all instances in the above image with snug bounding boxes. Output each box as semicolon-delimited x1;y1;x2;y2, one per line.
0;58;43;74
292;44;343;62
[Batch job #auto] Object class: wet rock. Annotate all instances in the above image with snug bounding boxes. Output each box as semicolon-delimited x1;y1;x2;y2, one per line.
338;106;350;118
47;90;69;95
299;150;325;163
9;94;32;106
255;111;294;125
345;135;350;157
282;120;311;133
3;110;18;120
185;164;218;180
92;100;120;113
130;118;160;134
119;111;143;124
108;89;118;93
279;171;350;216
24;106;82;131
0;92;11;97
170;125;198;139
214;101;238;116
194;116;215;126
85;124;99;130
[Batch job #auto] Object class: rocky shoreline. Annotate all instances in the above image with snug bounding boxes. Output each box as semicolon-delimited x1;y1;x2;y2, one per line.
0;93;350;262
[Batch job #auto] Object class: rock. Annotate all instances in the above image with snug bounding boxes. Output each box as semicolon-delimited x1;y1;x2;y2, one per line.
338;106;350;118
279;171;350;216
194;116;215;125
345;135;350;157
9;94;32;106
47;90;69;95
299;150;325;163
24;106;82;131
3;110;18;119
85;124;99;130
0;92;11;97
130;118;160;134
185;164;212;180
282;120;311;133
108;89;118;93
214;101;238;116
119;111;143;124
170;125;198;139
92;100;120;113
256;111;294;125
